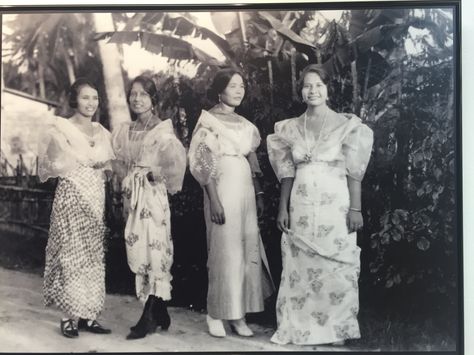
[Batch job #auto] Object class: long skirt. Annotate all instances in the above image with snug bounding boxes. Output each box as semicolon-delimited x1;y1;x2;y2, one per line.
204;155;274;320
122;168;173;302
271;162;361;345
43;166;106;319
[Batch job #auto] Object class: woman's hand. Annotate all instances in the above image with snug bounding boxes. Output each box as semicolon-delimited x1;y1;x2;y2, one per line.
104;169;113;182
347;210;363;232
92;161;106;169
146;171;155;183
210;198;226;225
256;195;264;218
277;207;290;233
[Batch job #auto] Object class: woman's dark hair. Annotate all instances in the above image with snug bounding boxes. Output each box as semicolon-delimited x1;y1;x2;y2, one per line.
207;68;246;102
68;78;99;109
127;75;159;119
298;64;332;95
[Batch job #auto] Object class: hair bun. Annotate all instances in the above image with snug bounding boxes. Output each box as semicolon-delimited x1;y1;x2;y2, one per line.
207;87;218;102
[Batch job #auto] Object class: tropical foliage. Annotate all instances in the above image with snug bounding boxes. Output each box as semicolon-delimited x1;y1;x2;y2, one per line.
2;8;457;332
138;9;457;319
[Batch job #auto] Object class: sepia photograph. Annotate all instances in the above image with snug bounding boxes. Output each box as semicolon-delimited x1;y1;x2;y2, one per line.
0;1;462;353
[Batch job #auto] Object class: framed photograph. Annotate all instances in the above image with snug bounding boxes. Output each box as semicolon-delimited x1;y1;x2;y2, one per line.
0;0;464;353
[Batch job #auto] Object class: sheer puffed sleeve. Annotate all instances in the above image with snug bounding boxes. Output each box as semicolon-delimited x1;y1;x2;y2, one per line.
111;122;131;162
188;123;219;186
247;123;262;177
38;119;79;182
111;122;131;181
139;125;186;195
96;125;116;172
342;123;374;181
267;119;296;182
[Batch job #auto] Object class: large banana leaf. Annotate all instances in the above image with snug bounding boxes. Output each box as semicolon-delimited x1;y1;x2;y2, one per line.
127;12;235;64
94;31;225;67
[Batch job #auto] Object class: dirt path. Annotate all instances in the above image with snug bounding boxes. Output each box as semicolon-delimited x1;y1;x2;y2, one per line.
0;267;352;352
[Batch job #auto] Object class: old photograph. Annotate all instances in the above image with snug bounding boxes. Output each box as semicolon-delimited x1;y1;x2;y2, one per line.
0;2;461;353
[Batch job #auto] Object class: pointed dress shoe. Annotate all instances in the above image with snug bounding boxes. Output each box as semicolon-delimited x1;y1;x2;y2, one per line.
60;319;79;338
229;318;254;337
78;318;111;334
206;315;226;338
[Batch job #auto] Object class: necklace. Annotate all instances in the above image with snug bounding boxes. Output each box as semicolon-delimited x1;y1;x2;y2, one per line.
303;107;329;162
212;105;241;124
87;126;96;147
128;115;154;173
70;118;96;147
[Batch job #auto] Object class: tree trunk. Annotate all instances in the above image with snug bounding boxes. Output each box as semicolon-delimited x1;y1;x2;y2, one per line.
93;12;130;131
38;35;46;99
63;50;76;85
38;62;46;99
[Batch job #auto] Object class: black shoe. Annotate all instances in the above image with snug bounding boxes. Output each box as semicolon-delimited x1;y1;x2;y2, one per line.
60;319;79;338
130;296;170;332
154;298;170;331
126;296;158;340
78;319;112;334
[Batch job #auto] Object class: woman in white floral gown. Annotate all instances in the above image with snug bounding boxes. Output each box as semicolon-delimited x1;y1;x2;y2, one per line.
39;78;115;338
188;68;274;338
267;64;373;346
112;76;186;340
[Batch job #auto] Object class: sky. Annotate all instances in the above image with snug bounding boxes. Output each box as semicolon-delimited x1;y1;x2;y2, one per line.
120;12;226;78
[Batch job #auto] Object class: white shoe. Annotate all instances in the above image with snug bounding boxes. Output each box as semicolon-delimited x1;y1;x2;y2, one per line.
229;318;254;337
206;315;226;337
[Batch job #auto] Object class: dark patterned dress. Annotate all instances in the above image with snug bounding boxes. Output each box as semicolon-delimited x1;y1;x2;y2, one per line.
39;117;115;319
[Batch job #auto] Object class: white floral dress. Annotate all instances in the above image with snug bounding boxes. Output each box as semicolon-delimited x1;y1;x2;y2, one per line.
188;108;274;320
267;111;373;345
112;119;186;302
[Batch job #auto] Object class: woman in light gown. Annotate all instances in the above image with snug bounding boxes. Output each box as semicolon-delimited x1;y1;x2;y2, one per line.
188;68;274;338
39;78;115;338
112;75;186;340
267;64;373;346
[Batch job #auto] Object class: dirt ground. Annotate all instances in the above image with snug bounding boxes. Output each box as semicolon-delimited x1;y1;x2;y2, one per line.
0;267;354;353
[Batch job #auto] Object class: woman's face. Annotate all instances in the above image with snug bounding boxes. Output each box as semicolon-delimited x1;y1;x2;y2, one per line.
219;74;245;108
129;82;153;115
76;85;99;118
301;72;328;107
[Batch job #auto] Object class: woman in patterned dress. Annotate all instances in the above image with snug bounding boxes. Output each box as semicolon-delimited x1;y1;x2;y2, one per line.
112;75;186;340
267;64;374;346
188;68;274;338
39;78;115;338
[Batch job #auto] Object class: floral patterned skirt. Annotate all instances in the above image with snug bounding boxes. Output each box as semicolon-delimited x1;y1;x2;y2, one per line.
43;166;106;319
122;168;173;302
271;162;361;345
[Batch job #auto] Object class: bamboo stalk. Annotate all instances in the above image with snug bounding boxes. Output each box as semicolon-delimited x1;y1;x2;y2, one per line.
237;12;247;44
291;47;297;100
351;60;359;114
361;56;372;120
265;38;274;106
363;56;372;101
